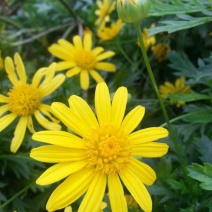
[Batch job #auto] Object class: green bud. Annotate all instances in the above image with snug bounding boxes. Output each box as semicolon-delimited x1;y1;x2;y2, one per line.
117;0;151;23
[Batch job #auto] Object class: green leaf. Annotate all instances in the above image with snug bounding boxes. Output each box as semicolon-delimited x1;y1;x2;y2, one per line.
187;163;212;190
195;136;212;163
148;14;212;36
184;110;212;124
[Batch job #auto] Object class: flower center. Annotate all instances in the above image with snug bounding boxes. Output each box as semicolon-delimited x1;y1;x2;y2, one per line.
8;84;42;116
75;50;97;70
84;126;132;175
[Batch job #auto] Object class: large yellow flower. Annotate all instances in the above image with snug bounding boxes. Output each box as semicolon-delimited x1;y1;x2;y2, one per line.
0;53;65;153
159;76;190;107
30;82;169;212
97;19;124;41
48;34;116;90
95;0;116;27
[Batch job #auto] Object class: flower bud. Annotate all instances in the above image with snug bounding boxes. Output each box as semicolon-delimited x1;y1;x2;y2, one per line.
117;0;151;23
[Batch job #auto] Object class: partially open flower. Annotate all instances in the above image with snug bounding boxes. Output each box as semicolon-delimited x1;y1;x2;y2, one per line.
117;0;151;23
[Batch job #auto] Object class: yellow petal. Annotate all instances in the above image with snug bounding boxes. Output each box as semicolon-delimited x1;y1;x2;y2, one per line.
128;127;168;144
14;53;27;84
46;168;94;211
89;70;104;83
95;82;111;126
51;102;92;137
129;158;156;186
0;94;9;103
10;116;27;153
83;34;92;51
108;174;127;212
68;95;99;130
27;115;35;133
37;160;87;185
0;104;9;116
38;104;59;123
120;106;145;135
40;74;65;97
0;113;17;131
66;67;81;78
119;169;152;212
34;110;61;130
73;35;82;49
48;44;72;61
30;145;85;163
32;130;84;149
133;142;169;158
43;62;56;84
32;68;46;88
96;51;115;61
56;61;76;71
80;70;89;90
111;86;128;128
78;173;106;212
92;47;104;56
95;62;116;72
5;56;19;86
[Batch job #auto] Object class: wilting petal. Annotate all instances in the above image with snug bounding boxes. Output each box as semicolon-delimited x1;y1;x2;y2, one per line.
108;174;127;212
46;168;94;211
78;173;106;212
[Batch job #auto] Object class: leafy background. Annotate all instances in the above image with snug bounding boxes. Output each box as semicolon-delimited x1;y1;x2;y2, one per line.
0;0;212;211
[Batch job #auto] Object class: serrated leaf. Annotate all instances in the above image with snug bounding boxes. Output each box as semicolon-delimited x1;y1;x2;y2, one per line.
187;163;212;190
195;136;212;163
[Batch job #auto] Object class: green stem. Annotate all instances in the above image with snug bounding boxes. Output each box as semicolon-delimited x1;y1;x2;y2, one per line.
134;22;187;172
0;182;34;210
59;0;78;20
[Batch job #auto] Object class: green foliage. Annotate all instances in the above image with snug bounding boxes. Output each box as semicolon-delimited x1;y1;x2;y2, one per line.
187;163;212;190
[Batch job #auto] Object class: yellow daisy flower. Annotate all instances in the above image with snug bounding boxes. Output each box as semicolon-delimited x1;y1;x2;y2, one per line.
0;53;65;153
137;24;156;50
30;82;169;212
95;0;116;27
97;19;124;41
159;76;190;107
151;43;171;62
48;34;116;90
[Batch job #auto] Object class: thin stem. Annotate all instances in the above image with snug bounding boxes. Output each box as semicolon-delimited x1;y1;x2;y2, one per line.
59;0;78;20
0;182;35;210
134;22;187;172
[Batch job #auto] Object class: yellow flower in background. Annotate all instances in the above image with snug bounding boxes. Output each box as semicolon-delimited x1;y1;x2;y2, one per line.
97;19;124;41
30;82;169;212
0;51;3;70
159;76;190;107
95;0;116;27
48;34;116;90
0;53;65;153
151;43;171;62
125;194;140;210
64;206;72;212
137;24;156;50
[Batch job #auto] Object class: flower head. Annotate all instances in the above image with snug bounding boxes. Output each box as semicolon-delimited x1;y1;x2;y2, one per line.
0;53;65;153
48;34;116;90
95;0;116;27
97;19;124;41
151;43;171;62
30;82;169;212
159;76;190;107
137;24;156;50
117;0;151;23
